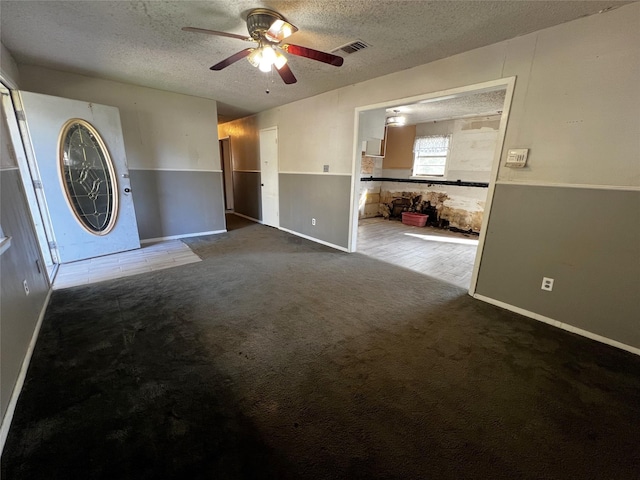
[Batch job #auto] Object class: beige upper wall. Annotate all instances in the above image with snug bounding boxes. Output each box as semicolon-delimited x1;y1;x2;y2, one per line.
1;42;20;87
238;3;639;186
17;66;220;172
498;5;640;186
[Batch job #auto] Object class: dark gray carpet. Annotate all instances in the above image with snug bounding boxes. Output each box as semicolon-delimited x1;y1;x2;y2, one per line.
3;214;640;479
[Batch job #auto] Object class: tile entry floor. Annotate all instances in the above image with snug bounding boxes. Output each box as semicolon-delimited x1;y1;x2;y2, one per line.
357;217;479;290
53;240;201;290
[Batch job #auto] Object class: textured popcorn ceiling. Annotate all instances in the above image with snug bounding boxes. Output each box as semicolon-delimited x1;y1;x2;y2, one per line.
389;90;507;125
0;1;629;120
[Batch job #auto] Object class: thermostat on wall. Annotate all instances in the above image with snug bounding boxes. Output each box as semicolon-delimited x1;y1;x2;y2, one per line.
505;148;529;168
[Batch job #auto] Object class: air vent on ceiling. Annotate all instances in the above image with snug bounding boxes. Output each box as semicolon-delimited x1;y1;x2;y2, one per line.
332;39;370;55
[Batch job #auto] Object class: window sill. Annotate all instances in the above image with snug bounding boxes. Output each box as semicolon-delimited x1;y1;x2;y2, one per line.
0;236;12;255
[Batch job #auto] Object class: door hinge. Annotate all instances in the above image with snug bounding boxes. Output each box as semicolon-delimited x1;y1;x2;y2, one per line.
48;241;57;249
15;110;26;122
33;179;43;189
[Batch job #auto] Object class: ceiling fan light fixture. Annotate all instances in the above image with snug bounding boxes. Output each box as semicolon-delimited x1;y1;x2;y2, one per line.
258;45;277;72
274;51;288;69
247;48;263;67
265;19;297;42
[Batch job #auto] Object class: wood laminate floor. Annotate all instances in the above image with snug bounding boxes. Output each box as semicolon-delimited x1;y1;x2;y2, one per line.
53;240;201;290
357;217;479;290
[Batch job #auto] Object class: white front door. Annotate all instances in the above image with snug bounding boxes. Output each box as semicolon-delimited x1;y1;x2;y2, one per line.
19;91;139;263
260;127;279;228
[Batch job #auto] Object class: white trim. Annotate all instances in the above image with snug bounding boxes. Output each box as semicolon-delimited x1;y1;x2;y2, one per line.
353;78;512;115
259;126;279;229
473;293;640;357
279;171;352;176
0;236;11;255
233;169;261;173
0;288;53;455
232;211;262;223
469;77;517;295
279;227;349;252
128;168;222;173
494;180;640;191
3;88;58;276
349;76;517;255
140;229;226;244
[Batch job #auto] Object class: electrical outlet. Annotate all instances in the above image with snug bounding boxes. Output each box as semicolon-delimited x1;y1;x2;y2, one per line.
312;218;316;226
23;279;30;296
541;277;554;292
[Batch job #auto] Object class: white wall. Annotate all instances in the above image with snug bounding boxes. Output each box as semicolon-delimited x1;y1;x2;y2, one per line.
497;10;640;187
18;66;219;171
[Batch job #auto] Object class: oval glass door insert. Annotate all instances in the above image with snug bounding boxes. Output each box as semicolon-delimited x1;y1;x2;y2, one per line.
59;119;118;234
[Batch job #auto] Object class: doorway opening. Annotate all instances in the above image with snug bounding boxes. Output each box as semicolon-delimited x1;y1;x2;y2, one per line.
350;78;515;293
219;136;234;212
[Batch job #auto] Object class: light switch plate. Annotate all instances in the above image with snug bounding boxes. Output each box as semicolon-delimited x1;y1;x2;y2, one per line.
505;148;529;168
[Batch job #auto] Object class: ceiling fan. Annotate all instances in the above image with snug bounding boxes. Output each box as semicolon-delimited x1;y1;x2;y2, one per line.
182;8;344;85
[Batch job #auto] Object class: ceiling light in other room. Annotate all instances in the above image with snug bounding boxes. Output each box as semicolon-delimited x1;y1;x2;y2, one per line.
386;110;406;127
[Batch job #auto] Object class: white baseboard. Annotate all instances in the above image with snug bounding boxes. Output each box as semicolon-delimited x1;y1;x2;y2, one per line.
231;212;262;223
140;230;226;244
279;227;349;253
0;288;53;455
473;293;640;356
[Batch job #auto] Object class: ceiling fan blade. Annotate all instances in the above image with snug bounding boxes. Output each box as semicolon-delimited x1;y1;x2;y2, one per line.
210;49;253;71
281;44;344;67
276;63;297;84
182;27;250;41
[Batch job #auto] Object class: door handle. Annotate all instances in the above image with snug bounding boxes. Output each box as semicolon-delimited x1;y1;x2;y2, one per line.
261;183;264;186
124;187;131;194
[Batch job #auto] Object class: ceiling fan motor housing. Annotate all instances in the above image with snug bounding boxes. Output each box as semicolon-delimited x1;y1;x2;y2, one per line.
246;9;286;43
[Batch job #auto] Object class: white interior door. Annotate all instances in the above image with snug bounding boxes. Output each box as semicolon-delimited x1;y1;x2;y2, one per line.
19;91;139;263
260;127;279;227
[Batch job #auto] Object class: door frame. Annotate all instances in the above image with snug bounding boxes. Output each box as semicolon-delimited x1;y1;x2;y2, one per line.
219;136;234;211
259;126;279;228
1;84;57;281
349;77;517;296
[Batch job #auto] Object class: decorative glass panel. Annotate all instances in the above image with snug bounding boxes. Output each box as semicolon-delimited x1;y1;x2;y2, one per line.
59;119;117;234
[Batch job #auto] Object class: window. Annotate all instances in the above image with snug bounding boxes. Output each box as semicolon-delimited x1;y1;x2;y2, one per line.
412;135;451;177
59;119;118;235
